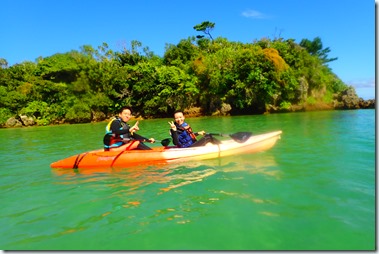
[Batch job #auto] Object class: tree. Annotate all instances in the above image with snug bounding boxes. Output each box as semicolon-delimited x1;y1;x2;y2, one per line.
0;58;8;69
116;40;148;66
193;21;215;41
0;34;353;124
163;37;198;66
299;37;337;64
34;52;80;83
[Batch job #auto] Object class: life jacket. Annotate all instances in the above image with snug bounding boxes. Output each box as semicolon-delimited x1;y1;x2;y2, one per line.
104;117;130;149
176;122;197;148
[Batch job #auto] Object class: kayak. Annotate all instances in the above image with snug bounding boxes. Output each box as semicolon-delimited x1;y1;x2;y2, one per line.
50;130;282;169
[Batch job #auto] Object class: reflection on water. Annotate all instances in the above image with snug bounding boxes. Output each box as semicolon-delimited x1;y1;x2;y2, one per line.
158;168;217;192
52;152;279;193
49;153;281;230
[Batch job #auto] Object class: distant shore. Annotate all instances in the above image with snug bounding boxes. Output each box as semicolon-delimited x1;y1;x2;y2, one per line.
3;98;375;128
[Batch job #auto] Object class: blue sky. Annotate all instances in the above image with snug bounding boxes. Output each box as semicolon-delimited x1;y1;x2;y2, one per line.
1;0;375;99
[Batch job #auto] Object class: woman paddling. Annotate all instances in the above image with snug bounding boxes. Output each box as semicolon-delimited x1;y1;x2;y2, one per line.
168;110;219;148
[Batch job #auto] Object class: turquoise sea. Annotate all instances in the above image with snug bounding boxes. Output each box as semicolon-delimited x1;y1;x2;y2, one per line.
0;109;375;251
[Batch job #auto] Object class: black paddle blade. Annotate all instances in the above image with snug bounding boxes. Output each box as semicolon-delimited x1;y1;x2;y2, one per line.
103;134;112;146
210;136;222;145
230;132;252;143
161;138;171;146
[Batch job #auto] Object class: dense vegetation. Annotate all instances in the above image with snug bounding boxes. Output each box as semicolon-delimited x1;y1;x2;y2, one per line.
0;21;354;126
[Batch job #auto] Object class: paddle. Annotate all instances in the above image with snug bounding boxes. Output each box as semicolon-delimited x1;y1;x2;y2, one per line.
208;132;252;143
121;137;171;146
104;134;171;147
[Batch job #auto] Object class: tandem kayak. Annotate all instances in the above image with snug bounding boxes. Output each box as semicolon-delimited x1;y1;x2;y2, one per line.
50;130;282;169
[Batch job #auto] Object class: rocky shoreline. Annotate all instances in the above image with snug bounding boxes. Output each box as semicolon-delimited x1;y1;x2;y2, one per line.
3;97;375;128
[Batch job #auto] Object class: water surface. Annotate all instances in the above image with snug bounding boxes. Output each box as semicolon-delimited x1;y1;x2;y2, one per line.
0;110;375;250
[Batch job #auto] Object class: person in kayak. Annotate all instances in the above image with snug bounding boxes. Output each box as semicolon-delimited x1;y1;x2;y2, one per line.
168;110;220;148
103;106;155;151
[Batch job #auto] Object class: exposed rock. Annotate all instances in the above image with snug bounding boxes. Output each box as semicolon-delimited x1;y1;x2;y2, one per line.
265;104;280;113
91;111;107;122
304;102;334;111
184;107;202;117
5;117;23;128
220;103;232;115
19;115;35;126
358;98;375;109
212;103;232;116
334;87;360;109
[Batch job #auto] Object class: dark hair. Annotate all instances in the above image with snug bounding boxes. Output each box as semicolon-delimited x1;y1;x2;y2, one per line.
174;110;184;115
119;106;132;114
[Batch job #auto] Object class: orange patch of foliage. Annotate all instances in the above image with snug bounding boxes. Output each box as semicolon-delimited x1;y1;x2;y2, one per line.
263;48;289;72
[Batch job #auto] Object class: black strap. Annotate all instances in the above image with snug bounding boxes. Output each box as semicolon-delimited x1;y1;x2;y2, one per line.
73;152;88;169
110;141;136;167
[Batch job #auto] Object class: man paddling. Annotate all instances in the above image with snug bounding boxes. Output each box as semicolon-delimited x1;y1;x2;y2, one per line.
103;106;155;151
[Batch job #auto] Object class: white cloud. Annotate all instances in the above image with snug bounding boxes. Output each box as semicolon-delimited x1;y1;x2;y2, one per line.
347;78;375;88
346;78;375;99
241;9;268;19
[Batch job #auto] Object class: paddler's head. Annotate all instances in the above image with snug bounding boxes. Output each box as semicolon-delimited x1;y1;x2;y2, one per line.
118;106;132;122
173;110;185;126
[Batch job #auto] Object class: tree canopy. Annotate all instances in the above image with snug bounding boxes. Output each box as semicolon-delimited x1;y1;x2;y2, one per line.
193;21;215;41
0;21;354;126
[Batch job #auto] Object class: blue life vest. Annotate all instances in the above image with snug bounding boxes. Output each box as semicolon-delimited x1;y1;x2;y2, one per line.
176;122;197;148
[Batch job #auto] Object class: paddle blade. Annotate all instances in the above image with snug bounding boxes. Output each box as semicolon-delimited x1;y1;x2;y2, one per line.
208;134;222;145
161;138;171;146
230;132;252;143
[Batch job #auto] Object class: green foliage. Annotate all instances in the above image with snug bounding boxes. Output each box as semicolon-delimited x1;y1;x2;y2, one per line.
64;101;92;123
20;101;49;118
193;21;215;40
323;90;334;103
164;38;198;66
35;118;50;126
34;52;80;82
279;101;292;110
117;40;146;66
0;108;13;125
329;75;347;94
306;96;317;105
0;29;352;124
0;58;8;68
0;87;28;112
19;101;66;125
300;37;338;64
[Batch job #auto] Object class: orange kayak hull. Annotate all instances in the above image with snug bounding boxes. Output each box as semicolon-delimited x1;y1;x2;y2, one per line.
50;131;282;169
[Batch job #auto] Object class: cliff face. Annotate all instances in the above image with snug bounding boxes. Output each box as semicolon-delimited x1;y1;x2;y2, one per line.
202;96;375;116
333;88;375;109
265;87;375;114
358;99;376;109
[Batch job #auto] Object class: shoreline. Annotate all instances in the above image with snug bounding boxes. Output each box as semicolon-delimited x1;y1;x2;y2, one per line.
2;100;375;129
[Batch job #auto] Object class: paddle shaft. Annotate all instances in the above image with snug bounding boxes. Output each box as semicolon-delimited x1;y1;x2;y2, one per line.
119;137;171;146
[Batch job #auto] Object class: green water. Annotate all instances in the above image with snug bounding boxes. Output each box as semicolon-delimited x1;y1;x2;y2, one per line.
0;110;375;250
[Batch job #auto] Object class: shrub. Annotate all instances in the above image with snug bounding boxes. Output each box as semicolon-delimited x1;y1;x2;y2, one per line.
0;108;13;126
65;103;92;123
